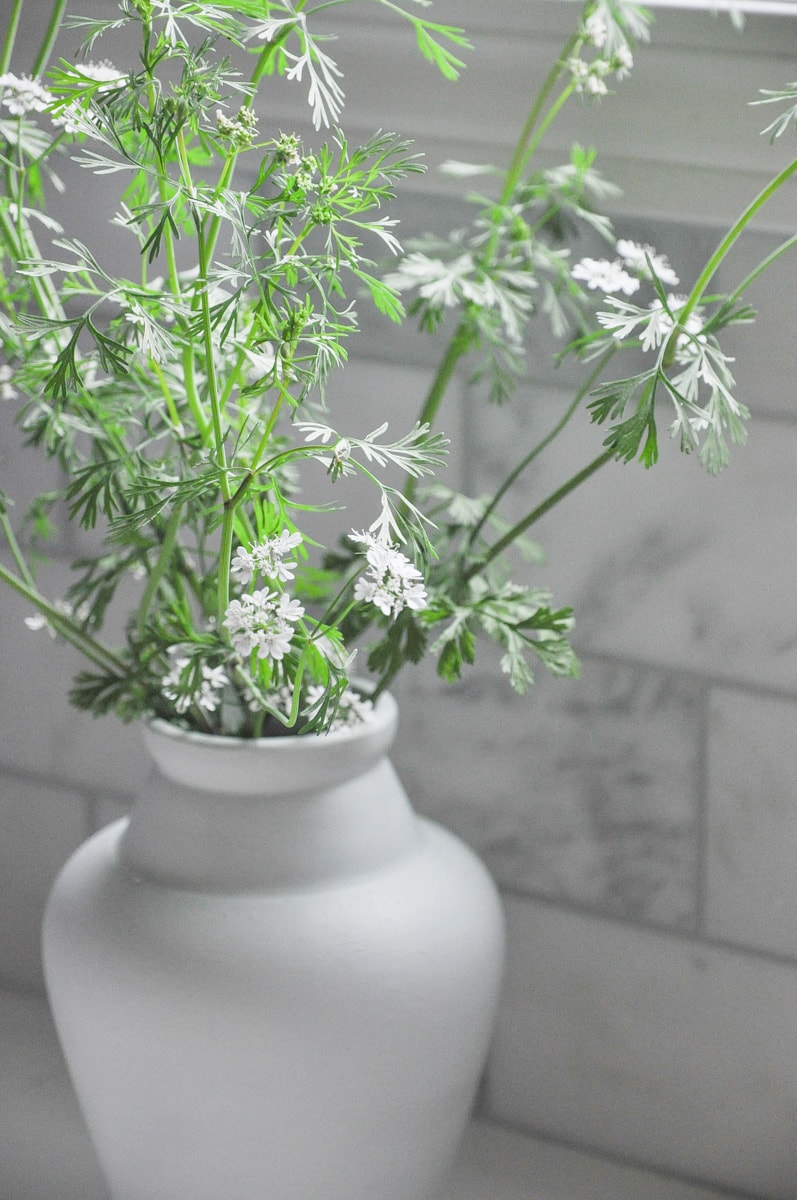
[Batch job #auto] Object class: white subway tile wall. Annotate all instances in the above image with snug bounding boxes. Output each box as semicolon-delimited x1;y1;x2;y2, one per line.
487;899;797;1200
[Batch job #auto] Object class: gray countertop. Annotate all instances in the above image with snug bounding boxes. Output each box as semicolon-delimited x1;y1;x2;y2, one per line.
0;986;745;1200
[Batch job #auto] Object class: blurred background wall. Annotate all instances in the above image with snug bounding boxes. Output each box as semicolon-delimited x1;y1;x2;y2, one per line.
2;1;797;1194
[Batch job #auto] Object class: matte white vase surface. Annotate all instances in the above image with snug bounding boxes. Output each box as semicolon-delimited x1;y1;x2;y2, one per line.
42;691;506;1200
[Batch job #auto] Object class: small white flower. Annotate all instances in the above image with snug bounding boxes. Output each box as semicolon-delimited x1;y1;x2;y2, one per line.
274;591;305;623
327;437;352;479
567;56;590;83
23;598;82;638
585;73;609;97
76;60;125;90
24;613;51;634
48;61;125;134
614;44;634;77
572;257;640;296
584;12;608;48
230;547;256;585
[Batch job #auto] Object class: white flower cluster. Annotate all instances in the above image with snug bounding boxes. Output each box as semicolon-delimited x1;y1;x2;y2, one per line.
161;653;230;714
230;530;303;585
216;105;258;148
572;238;679;298
567;42;633;97
0;73;51;117
565;1;637;99
0;63;124;128
223;590;305;661
0;364;17;401
572;257;639;297
223;532;307;662
350;531;428;619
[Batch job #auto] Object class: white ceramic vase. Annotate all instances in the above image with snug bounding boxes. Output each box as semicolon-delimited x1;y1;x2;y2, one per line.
42;692;505;1200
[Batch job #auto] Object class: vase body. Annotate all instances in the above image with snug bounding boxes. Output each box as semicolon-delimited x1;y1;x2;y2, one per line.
42;693;505;1200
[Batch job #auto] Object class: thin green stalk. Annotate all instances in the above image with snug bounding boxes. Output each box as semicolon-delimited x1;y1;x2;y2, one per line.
176;129;230;497
719;231;797;313
468;345;617;548
0;0;25;74
511;80;576;189
196;215;229;492
408;22;584;448
465;448;613;581
31;0;68;76
1;512;36;587
217;505;236;628
149;357;183;432
673;155;797;341
416;323;471;434
181;347;210;440
136;501;183;633
404;323;472;505
499;29;582;205
0;560;127;676
201;30;295;266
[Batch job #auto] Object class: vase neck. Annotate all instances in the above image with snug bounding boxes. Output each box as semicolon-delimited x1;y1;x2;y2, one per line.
120;759;419;892
118;697;420;891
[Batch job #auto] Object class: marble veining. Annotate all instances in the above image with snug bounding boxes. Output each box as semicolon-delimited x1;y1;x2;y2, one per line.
393;659;702;931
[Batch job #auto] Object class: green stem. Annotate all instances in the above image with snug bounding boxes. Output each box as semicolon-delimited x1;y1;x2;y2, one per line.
176;129;229;493
403;323;471;506
201;32;293;267
675;154;797;337
511;80;576;190
217;505;236;629
31;0;68;76
468;345;617;548
721;231;797;312
417;324;470;433
136;501;183;633
0;0;25;74
500;30;582;205
465;448;613;581
181;348;210;440
0;561;126;676
0;512;36;587
408;24;584;444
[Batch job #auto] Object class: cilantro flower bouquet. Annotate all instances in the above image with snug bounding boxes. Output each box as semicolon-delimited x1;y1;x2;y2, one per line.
2;0;796;739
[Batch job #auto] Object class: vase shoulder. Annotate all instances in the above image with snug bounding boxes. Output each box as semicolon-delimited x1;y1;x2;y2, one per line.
121;693;423;891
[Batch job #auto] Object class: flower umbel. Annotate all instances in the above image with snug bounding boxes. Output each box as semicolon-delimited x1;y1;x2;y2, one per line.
230;532;304;586
223;590;305;661
350;531;428;618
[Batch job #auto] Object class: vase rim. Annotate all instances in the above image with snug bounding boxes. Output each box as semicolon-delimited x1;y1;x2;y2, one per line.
145;687;397;754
